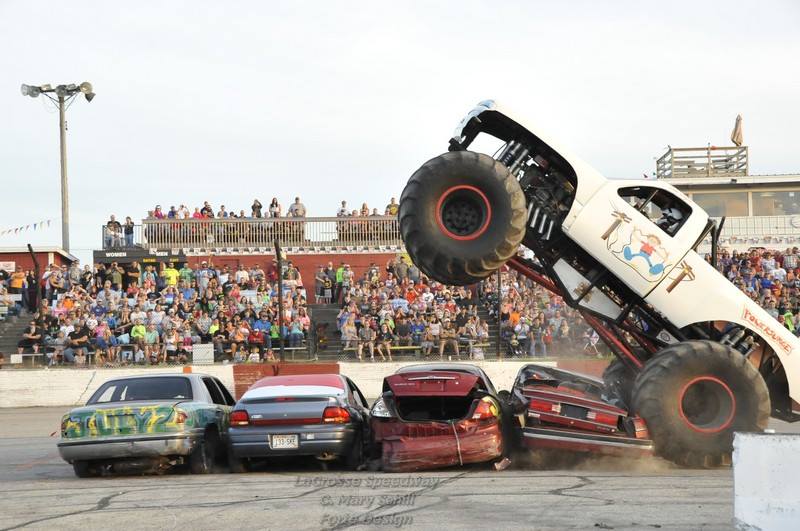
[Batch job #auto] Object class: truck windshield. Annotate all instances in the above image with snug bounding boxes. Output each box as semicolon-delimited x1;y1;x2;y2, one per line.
87;377;193;404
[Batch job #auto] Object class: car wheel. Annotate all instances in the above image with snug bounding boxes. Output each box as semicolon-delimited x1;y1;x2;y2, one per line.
228;446;248;474
399;150;526;286
345;433;364;471
189;432;217;474
72;460;96;478
632;340;770;467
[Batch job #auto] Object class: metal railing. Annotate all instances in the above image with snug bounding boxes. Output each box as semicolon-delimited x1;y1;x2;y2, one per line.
657;146;749;179
101;217;403;251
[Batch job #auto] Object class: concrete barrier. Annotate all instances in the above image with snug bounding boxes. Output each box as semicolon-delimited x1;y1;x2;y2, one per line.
0;365;234;408
733;432;800;530
0;359;592;408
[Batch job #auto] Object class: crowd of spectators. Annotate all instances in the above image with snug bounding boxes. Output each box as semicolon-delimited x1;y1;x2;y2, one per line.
713;246;800;333
1;259;311;366
103;197;400;249
327;256;492;361
480;268;600;358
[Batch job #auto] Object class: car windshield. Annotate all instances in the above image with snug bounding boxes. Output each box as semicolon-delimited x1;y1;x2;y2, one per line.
87;377;193;404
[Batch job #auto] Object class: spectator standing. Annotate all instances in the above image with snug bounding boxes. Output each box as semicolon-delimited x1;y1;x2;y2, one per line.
124;216;135;247
251;199;263;218
385;197;399;216
337;201;349;217
288;197;307;217
268;198;282;218
105;215;122;248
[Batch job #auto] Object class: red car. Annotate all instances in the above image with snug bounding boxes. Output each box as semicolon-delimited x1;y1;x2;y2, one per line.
370;363;507;472
510;364;653;458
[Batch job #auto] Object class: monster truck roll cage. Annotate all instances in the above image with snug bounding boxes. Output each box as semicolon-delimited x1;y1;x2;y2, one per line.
450;105;795;419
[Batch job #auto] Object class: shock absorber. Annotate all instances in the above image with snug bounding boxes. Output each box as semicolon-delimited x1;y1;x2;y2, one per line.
497;141;530;174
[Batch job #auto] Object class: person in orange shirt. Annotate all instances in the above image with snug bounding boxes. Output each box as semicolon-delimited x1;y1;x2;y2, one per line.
9;267;26;294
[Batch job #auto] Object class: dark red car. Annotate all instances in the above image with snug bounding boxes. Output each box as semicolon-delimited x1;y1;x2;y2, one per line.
510;364;653;458
370;363;506;472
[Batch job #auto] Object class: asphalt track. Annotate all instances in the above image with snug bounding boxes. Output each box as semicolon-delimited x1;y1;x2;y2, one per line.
1;408;798;530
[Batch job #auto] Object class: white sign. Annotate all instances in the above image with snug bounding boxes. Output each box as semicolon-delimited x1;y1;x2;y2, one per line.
192;343;214;365
0;261;15;272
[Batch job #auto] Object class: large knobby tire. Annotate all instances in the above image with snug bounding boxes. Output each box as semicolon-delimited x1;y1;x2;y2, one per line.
399;151;526;285
632;341;770;467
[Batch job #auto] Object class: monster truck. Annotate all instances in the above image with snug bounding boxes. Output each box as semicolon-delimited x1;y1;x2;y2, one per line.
398;100;800;467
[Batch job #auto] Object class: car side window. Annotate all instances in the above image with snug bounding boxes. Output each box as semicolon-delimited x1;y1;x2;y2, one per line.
213;377;236;406
202;377;226;405
618;186;691;237
347;378;368;408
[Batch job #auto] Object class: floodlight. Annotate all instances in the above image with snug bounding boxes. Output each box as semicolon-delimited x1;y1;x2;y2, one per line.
79;81;93;94
20;84;30;96
55;85;68;98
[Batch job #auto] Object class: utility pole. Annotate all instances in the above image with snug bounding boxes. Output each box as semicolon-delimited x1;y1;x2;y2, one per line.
496;268;502;360
58;95;70;252
21;82;95;254
275;239;286;362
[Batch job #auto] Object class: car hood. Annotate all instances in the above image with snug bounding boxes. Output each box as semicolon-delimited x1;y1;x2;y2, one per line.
385;371;479;397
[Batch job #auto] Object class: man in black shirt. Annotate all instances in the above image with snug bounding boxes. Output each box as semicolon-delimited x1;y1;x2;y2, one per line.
63;320;90;364
395;317;412;346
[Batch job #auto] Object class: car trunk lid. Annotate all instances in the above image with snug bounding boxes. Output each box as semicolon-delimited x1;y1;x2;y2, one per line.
385;371;479;397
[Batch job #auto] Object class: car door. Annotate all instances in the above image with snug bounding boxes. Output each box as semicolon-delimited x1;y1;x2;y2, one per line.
565;181;704;298
345;377;371;439
201;377;233;437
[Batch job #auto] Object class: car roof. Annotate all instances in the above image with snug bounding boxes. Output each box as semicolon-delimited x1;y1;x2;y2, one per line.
98;373;204;382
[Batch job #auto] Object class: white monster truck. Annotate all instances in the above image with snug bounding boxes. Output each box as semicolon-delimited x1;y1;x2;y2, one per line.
398;100;800;467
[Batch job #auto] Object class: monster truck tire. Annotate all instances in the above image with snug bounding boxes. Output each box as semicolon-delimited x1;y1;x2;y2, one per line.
399;150;526;285
632;340;770;467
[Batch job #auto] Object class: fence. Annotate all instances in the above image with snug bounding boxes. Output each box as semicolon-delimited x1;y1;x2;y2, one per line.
101;217;403;251
656;145;749;179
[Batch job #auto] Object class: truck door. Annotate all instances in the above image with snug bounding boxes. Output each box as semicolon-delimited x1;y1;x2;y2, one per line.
565;182;702;298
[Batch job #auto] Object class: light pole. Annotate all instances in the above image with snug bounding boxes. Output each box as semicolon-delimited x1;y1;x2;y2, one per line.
21;82;95;253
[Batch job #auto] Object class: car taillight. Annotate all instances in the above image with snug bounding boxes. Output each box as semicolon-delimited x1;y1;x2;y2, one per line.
586;410;618;426
529;398;561;414
322;406;351;424
231;410;250;426
174;410;188;424
370;396;394;418
472;398;499;421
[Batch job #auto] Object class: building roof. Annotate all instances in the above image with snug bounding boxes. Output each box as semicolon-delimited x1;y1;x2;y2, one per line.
0;247;79;263
662;173;800;188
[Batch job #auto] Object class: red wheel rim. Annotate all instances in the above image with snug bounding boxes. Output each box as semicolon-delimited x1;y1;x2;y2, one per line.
435;185;492;241
678;376;736;434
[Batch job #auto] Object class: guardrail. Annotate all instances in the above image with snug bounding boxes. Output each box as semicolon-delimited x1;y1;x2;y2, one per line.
657;146;748;179
101;216;403;251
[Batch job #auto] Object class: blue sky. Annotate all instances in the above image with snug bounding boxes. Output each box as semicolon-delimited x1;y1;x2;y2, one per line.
1;1;799;263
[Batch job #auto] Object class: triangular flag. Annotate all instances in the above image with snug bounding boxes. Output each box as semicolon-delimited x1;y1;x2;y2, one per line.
33;223;37;230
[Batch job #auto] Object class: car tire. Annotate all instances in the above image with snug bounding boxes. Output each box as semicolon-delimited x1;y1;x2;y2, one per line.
227;446;248;474
345;433;364;471
632;340;770;467
189;432;217;474
72;460;96;478
399;150;526;285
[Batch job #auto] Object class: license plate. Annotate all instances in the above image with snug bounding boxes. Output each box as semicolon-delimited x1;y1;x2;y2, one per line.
270;434;299;449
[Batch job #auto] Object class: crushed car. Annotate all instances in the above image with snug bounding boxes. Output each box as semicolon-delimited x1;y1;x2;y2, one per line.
227;374;371;472
509;364;652;459
58;373;235;477
370;363;509;472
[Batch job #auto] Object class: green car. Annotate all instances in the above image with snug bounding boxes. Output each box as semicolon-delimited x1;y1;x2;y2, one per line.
58;373;234;477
